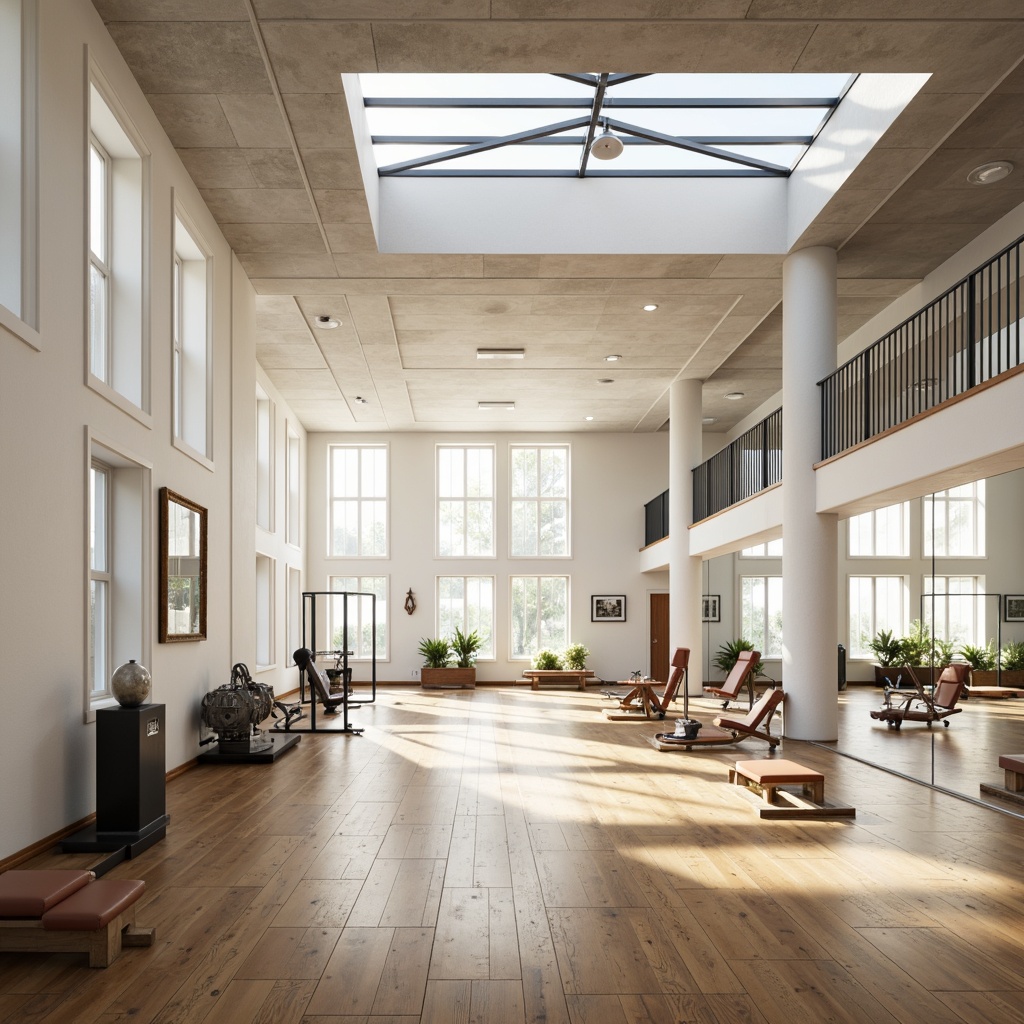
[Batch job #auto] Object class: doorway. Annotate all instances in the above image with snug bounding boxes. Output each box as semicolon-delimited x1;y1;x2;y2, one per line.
650;592;669;683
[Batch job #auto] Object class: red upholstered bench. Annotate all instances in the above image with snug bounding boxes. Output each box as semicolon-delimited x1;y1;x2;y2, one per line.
0;870;153;967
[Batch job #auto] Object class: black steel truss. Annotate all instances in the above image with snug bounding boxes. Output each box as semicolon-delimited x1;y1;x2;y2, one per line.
369;72;844;178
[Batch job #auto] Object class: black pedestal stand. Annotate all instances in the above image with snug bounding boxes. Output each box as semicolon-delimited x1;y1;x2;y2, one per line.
62;704;170;869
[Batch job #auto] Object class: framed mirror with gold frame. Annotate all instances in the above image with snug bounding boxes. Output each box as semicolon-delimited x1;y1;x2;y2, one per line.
159;487;207;642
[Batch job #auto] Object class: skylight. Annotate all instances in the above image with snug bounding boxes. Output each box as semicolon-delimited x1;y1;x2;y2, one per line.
359;72;856;178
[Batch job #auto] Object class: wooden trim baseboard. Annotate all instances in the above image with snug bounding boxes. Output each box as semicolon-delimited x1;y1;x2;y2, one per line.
0;815;96;872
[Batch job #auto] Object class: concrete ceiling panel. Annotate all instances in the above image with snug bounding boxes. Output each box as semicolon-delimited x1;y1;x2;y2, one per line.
147;94;236;148
220;222;327;254
312;190;373;223
217;94;292;148
200;187;316;223
370;22;816;73
255;343;328;369
281;94;355;150
178;148;257;189
238;253;339;278
94;0;248;20
260;22;378;92
323;223;381;253
244;149;304;189
104;21;269;94
255;0;490;17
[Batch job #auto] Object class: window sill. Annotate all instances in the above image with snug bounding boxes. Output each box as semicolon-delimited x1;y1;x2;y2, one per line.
84;694;119;724
172;436;214;472
0;304;41;351
87;374;153;428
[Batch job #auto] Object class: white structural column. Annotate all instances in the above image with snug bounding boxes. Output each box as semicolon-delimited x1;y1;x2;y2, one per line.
669;378;704;694
782;246;839;740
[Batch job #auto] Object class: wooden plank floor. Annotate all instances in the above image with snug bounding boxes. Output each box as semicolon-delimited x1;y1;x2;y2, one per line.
8;685;1024;1024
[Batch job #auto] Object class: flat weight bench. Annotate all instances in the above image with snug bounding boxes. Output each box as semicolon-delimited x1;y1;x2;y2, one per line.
0;870;153;967
999;754;1024;792
730;759;824;804
726;758;855;819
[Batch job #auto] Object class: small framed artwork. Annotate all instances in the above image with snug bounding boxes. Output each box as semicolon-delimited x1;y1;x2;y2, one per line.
592;595;626;622
702;595;721;623
1006;595;1024;622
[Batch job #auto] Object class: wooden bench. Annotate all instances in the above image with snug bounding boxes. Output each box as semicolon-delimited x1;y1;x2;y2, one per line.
999;754;1024;792
730;759;824;804
727;758;855;819
520;670;596;691
980;754;1024;807
0;869;154;967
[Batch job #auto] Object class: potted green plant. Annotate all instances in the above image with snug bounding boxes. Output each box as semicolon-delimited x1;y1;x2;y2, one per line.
713;638;766;680
452;627;483;688
958;640;997;687
867;629;904;686
563;643;589;670
900;620;931;669
532;649;563;670
418;635;475;689
999;641;1024;688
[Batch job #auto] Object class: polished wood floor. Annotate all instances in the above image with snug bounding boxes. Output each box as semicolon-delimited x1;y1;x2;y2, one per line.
7;684;1024;1024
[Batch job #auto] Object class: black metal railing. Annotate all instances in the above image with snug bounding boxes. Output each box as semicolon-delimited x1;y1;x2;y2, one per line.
643;489;669;546
692;408;782;522
820;233;1024;459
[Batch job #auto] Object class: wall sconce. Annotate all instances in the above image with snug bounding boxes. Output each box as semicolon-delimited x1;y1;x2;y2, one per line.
404;589;416;615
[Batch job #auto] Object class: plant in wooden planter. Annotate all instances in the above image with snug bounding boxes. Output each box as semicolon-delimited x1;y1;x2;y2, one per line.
969;640;1024;688
419;633;477;689
563;643;589;670
959;640;998;688
451;627;483;668
867;628;905;687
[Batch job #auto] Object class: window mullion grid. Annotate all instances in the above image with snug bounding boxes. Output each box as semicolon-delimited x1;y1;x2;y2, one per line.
172;252;183;439
89;462;112;699
88;136;112;384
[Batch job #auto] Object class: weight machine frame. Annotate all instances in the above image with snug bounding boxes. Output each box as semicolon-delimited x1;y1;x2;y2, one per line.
276;590;378;735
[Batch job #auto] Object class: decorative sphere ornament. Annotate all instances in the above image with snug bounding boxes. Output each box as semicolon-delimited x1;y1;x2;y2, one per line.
111;659;152;707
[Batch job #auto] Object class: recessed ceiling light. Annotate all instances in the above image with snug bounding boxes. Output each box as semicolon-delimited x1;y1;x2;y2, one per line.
476;348;525;359
702;417;717;425
478;400;515;411
967;160;1014;185
584;416;594;421
597;378;614;384
603;354;622;362
314;315;340;329
642;304;658;312
724;392;744;400
353;396;368;404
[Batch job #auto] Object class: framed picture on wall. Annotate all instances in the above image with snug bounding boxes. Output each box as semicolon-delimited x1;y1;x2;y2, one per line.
592;595;626;622
1006;595;1024;621
702;595;721;622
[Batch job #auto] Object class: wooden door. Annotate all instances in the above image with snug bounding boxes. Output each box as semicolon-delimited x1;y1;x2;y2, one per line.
650;592;669;683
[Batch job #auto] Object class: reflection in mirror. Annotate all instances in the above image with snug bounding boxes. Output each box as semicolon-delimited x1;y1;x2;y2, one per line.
159;487;207;642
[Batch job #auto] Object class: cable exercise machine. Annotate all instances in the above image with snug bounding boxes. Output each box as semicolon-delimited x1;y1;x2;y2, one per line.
275;590;378;735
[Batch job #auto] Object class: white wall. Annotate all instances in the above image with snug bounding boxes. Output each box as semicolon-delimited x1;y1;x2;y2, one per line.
306;432;668;682
0;1;303;861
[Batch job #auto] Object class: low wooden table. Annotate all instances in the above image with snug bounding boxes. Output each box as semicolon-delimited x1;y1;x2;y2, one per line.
520;669;596;691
